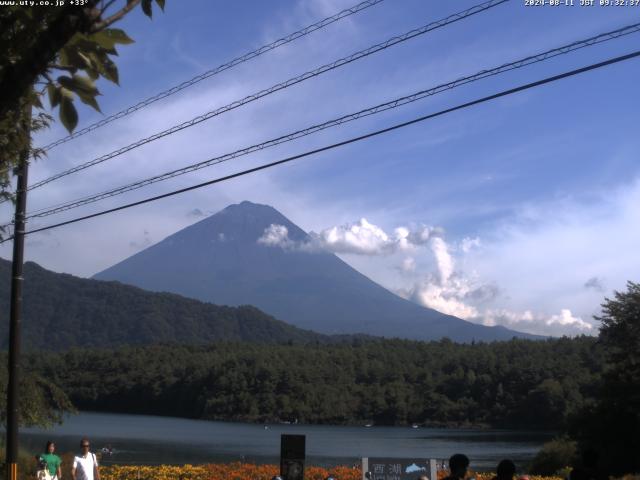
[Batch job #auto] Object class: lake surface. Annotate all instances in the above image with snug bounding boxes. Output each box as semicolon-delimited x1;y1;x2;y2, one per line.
19;412;553;470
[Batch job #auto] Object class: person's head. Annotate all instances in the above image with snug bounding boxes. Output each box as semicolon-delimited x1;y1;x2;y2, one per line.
449;454;470;479
45;441;55;454
496;460;516;480
80;437;91;452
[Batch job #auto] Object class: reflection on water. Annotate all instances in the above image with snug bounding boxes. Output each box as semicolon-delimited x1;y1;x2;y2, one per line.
18;412;554;470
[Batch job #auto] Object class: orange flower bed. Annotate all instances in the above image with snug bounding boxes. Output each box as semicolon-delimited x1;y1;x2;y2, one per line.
98;462;567;480
99;462;362;480
204;462;361;480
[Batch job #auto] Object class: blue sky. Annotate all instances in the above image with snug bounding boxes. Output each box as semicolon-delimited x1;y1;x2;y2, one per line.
2;0;639;335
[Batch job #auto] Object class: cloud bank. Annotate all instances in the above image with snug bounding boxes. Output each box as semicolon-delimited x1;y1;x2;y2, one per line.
258;217;595;336
258;218;439;254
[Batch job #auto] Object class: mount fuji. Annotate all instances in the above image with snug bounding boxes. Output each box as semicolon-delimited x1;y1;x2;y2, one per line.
94;201;537;341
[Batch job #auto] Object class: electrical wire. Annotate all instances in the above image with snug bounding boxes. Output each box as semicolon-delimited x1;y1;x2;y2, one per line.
22;21;640;221
37;0;386;153
24;0;508;193
2;48;636;243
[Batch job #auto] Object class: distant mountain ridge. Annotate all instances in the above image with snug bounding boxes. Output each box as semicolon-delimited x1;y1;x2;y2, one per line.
94;201;538;341
0;258;332;350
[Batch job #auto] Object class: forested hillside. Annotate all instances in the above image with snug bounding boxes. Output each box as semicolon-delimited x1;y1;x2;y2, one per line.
28;336;602;428
0;259;330;348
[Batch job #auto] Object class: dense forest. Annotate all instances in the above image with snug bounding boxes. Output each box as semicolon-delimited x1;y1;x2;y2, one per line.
26;336;602;429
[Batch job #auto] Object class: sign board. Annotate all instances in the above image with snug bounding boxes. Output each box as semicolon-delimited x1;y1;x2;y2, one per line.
281;434;305;480
362;458;438;480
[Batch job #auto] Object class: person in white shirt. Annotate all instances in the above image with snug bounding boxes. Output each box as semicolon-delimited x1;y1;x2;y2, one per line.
71;438;100;480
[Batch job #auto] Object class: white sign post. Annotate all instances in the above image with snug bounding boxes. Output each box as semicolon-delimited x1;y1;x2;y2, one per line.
362;457;438;480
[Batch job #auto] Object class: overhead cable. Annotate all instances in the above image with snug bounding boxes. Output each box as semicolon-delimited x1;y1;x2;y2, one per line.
25;0;508;192
3;48;637;243
37;0;386;153
23;21;640;220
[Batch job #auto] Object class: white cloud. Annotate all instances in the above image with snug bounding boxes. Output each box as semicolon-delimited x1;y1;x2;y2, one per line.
310;219;437;255
313;218;393;255
463;178;640;332
460;237;481;253
401;257;416;273
399;236;482;320
391;226;597;336
480;308;592;335
258;219;439;255
547;309;591;329
408;278;480;320
402;238;595;335
258;224;292;248
258;216;603;336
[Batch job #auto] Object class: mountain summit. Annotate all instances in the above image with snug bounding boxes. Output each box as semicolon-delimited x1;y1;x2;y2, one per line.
94;201;536;341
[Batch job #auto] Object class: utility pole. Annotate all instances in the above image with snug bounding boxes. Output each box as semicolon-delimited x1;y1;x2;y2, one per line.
5;142;29;480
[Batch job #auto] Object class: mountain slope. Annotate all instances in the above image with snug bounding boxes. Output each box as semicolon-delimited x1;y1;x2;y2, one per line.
94;201;537;341
0;258;330;350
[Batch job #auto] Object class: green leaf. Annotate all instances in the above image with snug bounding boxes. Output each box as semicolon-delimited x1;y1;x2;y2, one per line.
90;28;134;51
142;0;153;18
59;87;74;100
66;75;102;113
59;95;78;133
77;51;94;69
86;68;100;81
100;56;119;85
88;52;120;85
106;28;134;45
59;46;88;71
76;93;102;113
155;0;165;11
58;48;70;66
73;37;107;55
47;84;61;108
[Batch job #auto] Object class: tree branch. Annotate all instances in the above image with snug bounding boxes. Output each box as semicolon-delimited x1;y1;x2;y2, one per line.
91;0;141;32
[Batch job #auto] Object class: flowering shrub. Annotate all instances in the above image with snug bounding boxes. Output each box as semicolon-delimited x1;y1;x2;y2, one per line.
99;462;565;480
100;464;209;480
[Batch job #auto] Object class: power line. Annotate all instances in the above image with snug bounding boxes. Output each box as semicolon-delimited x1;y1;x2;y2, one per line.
24;0;508;192
37;0;385;153
4;49;637;243
22;21;640;221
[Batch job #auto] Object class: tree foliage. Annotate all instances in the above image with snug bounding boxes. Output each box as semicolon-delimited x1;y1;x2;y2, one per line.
25;337;603;429
569;281;640;475
528;437;577;476
0;357;75;428
0;0;166;204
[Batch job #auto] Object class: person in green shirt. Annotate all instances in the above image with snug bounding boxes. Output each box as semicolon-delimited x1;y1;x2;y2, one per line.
36;441;62;480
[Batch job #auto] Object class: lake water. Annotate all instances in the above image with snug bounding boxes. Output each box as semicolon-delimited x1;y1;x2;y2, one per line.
19;412;553;470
